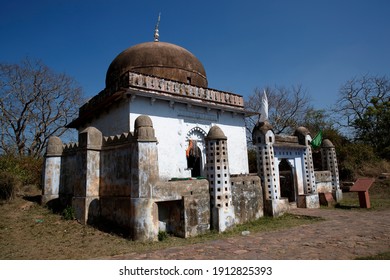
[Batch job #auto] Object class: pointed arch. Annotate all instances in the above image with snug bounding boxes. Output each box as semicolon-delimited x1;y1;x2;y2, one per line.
185;127;207;177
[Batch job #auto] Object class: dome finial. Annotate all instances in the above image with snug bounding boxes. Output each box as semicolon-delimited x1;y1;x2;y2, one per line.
154;12;161;42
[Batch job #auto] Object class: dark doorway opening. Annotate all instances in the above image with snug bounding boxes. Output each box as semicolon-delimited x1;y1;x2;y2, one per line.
157;200;184;237
312;149;323;170
279;159;296;202
186;140;202;177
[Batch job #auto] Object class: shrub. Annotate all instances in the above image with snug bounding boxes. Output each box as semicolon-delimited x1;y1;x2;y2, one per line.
0;154;43;188
359;159;390;178
0;172;22;201
62;205;76;220
158;231;169;241
337;143;379;180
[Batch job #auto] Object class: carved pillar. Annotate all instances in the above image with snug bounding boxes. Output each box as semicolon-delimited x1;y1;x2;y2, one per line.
252;121;288;216
206;125;235;232
42;136;63;205
321;139;342;202
294;127;319;208
72;127;102;224
130;115;159;241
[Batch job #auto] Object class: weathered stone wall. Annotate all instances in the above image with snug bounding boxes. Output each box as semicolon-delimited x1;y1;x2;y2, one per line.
315;171;333;193
42;116;268;241
43;121;213;241
154;179;210;238
99;197;132;230
100;144;135;197
60;145;82;205
99;142;137;231
231;175;263;224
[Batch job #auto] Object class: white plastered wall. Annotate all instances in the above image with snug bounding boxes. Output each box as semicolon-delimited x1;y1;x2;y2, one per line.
80;95;249;181
79;99;130;136
129;97;249;180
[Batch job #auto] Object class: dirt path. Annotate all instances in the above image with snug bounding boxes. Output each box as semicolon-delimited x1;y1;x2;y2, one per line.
108;208;390;260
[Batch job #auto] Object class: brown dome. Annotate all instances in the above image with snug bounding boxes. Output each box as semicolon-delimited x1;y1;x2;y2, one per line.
134;115;153;128
253;121;273;135
294;126;311;146
106;41;208;88
206;125;227;140
321;139;335;148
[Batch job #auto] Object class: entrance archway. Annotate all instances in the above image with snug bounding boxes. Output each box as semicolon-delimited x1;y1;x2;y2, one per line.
186;140;202;177
279;159;296;202
185;127;207;178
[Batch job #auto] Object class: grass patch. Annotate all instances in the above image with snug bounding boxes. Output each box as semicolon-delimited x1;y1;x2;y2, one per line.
356;251;390;260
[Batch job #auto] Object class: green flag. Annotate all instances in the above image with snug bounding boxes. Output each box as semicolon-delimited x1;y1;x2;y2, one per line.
311;130;322;149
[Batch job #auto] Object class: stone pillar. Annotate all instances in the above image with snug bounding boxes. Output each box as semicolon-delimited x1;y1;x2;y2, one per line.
206;125;235;232
321;139;342;202
130;115;159;241
253;121;289;216
72;127;102;224
130;198;159;241
42;136;63;205
294;127;319;208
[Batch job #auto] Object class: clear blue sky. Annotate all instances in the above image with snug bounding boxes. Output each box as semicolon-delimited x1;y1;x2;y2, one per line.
1;0;389;110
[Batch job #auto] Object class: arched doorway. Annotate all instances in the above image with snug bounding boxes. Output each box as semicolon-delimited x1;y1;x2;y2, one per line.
185;127;207;178
186;140;202;177
279;159;296;202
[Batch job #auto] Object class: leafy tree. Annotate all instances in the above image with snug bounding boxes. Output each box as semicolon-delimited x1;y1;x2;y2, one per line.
0;58;83;157
353;97;390;159
302;108;331;134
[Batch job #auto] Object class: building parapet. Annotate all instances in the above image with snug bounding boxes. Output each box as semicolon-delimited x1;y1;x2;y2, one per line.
314;171;332;182
275;135;300;145
103;132;135;147
62;142;79;154
79;71;244;116
59;131;139;155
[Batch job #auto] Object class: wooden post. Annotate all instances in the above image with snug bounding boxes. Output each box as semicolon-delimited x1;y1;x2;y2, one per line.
358;191;371;209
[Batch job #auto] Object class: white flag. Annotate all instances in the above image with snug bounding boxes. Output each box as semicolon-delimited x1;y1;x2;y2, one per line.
259;90;268;122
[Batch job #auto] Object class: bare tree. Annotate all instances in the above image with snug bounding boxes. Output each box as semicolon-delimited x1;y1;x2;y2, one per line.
245;85;312;142
0;58;83;157
334;74;390;131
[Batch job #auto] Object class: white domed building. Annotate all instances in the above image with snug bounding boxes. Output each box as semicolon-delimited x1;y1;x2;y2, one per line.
42;35;262;241
42;32;342;241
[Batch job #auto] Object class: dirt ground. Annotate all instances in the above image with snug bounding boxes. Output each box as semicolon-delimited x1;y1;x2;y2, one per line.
105;207;390;260
1;179;389;260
